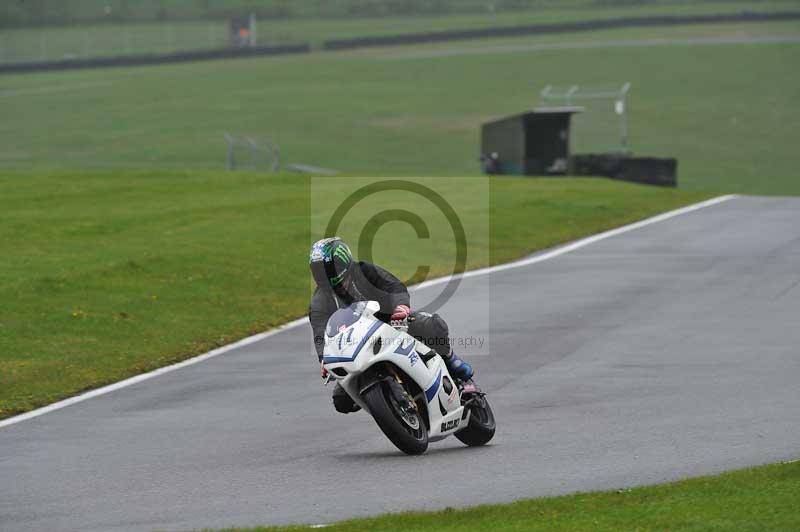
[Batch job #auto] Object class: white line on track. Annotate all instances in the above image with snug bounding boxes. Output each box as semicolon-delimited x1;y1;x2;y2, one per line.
413;194;738;290
0;316;307;430
0;194;737;430
383;35;800;60
0;81;113;98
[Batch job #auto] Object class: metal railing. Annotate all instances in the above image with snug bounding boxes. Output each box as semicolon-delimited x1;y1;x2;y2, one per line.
539;82;631;153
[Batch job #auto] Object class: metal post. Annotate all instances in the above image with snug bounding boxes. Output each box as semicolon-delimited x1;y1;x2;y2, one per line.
224;133;236;170
619;82;631;152
125;27;132;54
269;143;280;172
247;137;259;169
566;85;578;106
539;85;552;103
83;30;90;57
256;138;281;172
208;22;215;48
249;13;257;47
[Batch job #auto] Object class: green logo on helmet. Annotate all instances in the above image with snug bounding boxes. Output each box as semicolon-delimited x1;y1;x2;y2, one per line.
329;270;347;286
333;245;351;264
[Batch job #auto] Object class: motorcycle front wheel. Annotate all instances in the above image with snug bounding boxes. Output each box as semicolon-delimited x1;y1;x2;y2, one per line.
363;381;428;455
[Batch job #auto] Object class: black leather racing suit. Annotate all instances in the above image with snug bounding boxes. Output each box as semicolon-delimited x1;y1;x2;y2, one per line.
309;261;453;413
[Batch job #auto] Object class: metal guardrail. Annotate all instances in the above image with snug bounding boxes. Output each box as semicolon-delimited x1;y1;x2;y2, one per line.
224;133;338;175
224;133;280;172
540;83;631;153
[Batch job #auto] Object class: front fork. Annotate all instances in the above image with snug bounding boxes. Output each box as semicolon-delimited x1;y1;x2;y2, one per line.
386;366;419;412
376;364;428;429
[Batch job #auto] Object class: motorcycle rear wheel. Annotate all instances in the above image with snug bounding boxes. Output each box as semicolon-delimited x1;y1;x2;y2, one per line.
363;382;428;455
455;395;496;447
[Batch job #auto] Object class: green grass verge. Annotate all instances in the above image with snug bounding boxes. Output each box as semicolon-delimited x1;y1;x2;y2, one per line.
0;171;709;418
1;21;798;195
219;460;800;531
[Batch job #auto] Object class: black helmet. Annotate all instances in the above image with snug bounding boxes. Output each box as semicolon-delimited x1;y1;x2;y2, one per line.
309;237;355;295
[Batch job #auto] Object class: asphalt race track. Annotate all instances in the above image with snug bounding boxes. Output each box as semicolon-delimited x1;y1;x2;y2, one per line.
1;196;799;531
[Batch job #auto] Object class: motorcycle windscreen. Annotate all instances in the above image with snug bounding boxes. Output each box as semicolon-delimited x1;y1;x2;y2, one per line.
325;302;368;337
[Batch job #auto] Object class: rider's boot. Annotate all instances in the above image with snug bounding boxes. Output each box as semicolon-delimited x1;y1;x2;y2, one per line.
332;382;361;413
444;350;474;382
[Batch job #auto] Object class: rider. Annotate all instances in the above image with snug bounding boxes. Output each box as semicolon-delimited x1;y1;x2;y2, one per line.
309;237;474;413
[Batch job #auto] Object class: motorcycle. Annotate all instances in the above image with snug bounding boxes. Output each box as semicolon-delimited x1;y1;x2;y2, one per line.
322;300;495;455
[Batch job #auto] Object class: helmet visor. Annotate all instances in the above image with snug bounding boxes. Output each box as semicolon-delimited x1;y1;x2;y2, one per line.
310;258;352;291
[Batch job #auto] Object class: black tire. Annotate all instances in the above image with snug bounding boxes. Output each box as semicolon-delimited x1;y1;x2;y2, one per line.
363;382;428;455
455;395;496;447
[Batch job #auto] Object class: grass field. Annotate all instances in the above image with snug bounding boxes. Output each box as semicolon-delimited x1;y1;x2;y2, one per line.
222;460;800;531
1;20;798;194
1;0;797;63
0;172;709;418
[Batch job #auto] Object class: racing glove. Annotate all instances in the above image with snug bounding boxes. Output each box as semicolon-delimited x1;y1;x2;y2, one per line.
390;304;411;321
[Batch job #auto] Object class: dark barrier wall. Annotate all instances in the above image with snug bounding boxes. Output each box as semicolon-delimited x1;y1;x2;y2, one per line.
569;154;678;188
0;43;310;75
323;11;800;50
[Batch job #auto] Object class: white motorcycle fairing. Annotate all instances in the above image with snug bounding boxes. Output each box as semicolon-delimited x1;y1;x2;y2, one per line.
322;301;468;442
